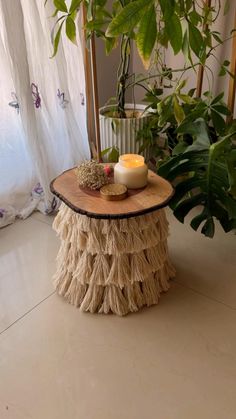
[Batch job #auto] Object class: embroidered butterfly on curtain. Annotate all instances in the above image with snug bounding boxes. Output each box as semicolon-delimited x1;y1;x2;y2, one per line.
31;83;41;108
8;92;20;113
57;89;69;109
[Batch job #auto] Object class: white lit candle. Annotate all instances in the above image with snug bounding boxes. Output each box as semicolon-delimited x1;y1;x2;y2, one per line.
114;154;148;189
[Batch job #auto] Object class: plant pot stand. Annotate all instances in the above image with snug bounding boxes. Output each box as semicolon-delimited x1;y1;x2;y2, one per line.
50;169;175;316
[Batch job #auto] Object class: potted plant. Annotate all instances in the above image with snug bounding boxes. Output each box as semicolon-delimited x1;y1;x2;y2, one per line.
101;0;236;237
47;0;154;157
49;0;224;157
138;82;236;237
122;1;236;238
48;0;236;237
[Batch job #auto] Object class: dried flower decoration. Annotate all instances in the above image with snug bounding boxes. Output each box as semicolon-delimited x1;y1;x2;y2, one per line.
76;160;109;190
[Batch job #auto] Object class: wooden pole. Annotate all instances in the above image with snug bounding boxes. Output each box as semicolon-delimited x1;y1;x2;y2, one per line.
90;33;102;161
81;4;95;158
81;3;101;160
227;9;236;123
196;0;212;98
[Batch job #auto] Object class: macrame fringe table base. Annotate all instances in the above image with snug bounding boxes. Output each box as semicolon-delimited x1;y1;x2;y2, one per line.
52;203;175;316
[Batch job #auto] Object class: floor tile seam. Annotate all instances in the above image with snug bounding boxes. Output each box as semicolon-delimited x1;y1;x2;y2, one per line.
173;279;236;311
30;216;53;227
0;291;56;336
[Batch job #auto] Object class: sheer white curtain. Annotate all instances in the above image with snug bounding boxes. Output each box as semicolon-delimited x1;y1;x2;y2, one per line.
0;0;90;227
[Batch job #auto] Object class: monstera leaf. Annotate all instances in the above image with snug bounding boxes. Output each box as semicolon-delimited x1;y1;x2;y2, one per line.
158;120;236;237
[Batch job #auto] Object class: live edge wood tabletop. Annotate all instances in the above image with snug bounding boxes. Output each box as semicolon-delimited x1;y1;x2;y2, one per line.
50;168;175;316
50;168;174;219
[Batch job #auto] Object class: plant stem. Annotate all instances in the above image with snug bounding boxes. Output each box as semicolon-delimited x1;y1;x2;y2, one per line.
126;63;201;90
116;35;131;118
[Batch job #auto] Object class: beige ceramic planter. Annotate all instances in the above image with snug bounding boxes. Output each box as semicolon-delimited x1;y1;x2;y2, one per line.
99;103;151;157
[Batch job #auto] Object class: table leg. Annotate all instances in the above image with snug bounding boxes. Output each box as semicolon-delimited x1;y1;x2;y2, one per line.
53;203;175;315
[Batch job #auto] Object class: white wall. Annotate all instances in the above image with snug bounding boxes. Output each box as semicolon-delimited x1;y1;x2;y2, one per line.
132;7;235;115
96;37;133;107
96;38;118;107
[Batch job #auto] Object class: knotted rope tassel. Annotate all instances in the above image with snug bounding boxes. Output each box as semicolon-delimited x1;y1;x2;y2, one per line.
53;204;175;315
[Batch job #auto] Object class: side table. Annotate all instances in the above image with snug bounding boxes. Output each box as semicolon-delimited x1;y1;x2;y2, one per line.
50;169;175;316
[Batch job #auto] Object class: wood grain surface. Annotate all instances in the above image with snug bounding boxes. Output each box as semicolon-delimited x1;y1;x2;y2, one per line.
50;168;174;219
100;184;128;201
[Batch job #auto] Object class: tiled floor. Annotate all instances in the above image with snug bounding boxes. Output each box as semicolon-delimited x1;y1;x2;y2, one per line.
0;210;236;419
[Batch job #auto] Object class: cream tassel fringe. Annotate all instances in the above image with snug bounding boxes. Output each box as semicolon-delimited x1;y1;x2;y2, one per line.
53;204;176;315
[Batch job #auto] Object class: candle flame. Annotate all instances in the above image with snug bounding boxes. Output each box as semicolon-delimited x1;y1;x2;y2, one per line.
119;154;145;168
123;161;144;168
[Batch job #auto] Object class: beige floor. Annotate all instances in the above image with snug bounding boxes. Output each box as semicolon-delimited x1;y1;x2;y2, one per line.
0;210;236;419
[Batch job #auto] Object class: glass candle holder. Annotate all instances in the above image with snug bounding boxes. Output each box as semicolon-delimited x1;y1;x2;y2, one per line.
114;154;148;189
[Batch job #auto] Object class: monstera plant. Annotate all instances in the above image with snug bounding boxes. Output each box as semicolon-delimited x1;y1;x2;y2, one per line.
158;118;236;237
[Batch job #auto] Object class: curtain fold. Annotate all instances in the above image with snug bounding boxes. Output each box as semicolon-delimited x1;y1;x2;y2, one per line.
0;0;90;227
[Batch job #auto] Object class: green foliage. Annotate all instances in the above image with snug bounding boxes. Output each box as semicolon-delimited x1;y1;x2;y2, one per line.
106;0;151;37
53;0;67;12
139;86;236;237
165;13;182;55
51;20;64;57
136;5;157;67
158;127;236;237
45;0;236;238
159;0;175;19
47;0;235;119
188;24;204;60
69;0;82;13
101;146;119;162
66;16;77;44
49;0;82;57
224;0;230;15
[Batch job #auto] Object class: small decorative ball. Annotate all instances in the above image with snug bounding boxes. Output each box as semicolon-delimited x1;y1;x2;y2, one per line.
103;164;113;177
76;160;109;190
